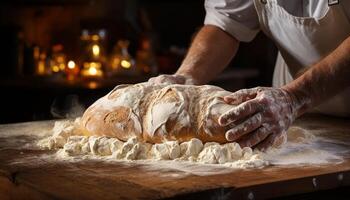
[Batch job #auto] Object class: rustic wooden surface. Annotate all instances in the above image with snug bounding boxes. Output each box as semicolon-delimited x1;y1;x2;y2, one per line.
0;115;350;200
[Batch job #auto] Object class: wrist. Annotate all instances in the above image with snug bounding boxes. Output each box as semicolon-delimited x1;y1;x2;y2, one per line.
280;86;301;119
280;85;309;118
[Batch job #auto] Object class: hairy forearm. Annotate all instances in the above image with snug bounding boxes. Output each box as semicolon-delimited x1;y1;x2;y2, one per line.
282;36;350;116
176;25;239;85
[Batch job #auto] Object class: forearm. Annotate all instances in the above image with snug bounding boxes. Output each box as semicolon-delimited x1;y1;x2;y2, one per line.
176;25;239;85
282;36;350;116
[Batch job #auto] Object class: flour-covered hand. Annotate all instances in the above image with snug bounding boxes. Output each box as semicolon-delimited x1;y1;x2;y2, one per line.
148;74;196;85
218;87;299;151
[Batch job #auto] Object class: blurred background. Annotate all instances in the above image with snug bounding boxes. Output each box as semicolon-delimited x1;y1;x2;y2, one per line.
0;0;277;123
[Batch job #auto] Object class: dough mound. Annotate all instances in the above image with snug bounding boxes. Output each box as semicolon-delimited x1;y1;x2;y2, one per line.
81;82;236;143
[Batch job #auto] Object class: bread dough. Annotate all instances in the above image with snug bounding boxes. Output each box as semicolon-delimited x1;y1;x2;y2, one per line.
81;83;236;143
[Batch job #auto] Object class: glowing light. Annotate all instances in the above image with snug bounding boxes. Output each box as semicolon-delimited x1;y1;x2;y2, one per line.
121;60;131;69
92;44;100;56
59;63;65;71
88;66;98;75
52;65;60;72
88;81;98;89
111;58;120;69
81;62;103;77
67;60;76;69
37;62;45;74
57;56;64;63
91;35;100;41
33;46;40;59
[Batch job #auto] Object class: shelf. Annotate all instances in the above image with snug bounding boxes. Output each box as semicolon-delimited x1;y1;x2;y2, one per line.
0;68;259;91
0;74;152;90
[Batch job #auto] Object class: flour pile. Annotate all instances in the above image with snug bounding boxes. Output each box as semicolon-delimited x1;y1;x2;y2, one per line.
38;118;344;169
38;119;267;169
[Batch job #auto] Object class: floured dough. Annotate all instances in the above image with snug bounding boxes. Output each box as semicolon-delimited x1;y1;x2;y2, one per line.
81;83;236;143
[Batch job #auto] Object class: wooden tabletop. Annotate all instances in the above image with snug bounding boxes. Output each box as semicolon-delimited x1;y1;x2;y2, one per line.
0;115;350;200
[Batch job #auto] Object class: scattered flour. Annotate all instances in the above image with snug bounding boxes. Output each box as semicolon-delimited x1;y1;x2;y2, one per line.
38;119;344;169
262;127;343;165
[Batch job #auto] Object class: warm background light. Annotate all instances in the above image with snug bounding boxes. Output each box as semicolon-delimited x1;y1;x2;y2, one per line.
67;60;76;69
121;60;131;69
92;44;100;56
91;35;100;41
52;65;60;72
88;66;98;75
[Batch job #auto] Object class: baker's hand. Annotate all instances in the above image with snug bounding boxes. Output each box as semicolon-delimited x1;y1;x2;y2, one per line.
218;87;299;151
148;74;196;85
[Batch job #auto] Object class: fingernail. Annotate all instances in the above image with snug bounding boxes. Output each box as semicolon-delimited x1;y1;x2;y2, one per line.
225;130;237;141
218;117;227;126
225;132;233;141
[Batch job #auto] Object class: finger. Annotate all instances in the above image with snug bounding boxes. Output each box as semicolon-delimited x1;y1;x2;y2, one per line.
238;126;271;148
255;132;280;152
223;88;257;104
225;112;263;141
219;98;261;126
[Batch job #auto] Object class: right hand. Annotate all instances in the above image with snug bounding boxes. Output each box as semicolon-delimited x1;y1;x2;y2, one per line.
148;74;196;85
218;87;299;151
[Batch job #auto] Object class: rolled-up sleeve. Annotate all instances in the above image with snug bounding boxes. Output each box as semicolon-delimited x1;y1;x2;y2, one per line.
204;0;260;42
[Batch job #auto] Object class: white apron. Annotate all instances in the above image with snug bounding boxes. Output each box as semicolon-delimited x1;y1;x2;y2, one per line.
253;0;350;117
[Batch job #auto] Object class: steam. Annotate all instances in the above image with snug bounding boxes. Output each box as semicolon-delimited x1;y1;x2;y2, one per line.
50;95;86;119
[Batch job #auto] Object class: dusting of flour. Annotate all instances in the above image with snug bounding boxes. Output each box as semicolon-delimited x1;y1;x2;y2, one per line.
37;119;344;169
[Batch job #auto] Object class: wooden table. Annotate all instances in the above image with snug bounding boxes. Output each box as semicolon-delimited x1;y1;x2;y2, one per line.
1;115;350;199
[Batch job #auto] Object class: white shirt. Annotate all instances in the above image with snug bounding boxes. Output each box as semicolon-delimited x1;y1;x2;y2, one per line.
204;0;350;42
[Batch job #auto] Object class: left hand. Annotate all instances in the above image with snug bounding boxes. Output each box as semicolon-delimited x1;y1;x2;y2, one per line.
218;87;299;151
